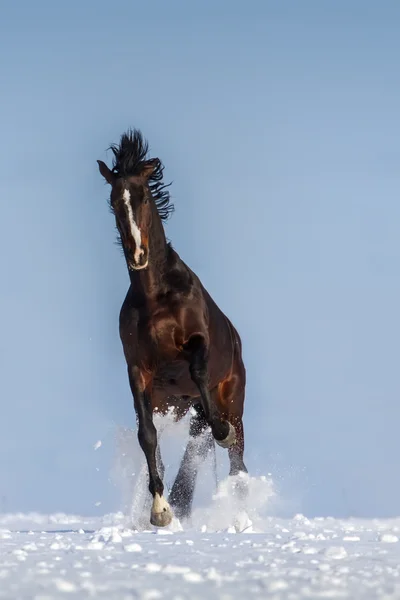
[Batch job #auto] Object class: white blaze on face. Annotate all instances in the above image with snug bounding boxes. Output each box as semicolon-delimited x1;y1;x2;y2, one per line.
122;188;144;265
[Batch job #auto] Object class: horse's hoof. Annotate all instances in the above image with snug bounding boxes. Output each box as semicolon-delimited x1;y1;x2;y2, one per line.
216;422;236;448
150;493;173;528
150;509;173;527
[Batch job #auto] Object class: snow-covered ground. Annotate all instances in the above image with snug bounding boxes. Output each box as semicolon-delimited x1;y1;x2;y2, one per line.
2;415;400;599
1;511;400;599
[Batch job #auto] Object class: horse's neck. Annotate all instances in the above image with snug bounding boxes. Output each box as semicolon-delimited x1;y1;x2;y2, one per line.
149;214;168;267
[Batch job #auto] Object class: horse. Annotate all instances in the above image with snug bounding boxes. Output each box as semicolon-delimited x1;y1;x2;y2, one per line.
97;129;248;527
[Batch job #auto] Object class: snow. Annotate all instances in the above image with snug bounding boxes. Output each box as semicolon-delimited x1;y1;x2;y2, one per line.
2;415;400;598
1;512;400;598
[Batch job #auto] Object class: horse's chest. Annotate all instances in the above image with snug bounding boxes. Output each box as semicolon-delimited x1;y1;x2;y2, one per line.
148;313;183;356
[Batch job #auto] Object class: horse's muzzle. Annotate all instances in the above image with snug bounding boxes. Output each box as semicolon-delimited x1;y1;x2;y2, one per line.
129;249;149;271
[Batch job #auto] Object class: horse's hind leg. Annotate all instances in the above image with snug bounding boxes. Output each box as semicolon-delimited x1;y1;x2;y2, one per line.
228;415;247;476
184;335;235;448
212;372;249;502
169;403;213;520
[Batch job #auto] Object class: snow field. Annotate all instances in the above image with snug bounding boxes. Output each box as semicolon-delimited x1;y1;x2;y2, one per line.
1;412;399;598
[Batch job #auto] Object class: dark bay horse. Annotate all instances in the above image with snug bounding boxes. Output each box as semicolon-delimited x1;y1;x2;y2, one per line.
98;130;247;527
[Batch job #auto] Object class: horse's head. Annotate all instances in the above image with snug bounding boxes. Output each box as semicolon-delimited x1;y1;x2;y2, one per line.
97;159;159;271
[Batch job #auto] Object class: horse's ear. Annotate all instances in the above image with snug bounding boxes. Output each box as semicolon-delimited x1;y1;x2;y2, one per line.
140;158;160;180
97;160;115;185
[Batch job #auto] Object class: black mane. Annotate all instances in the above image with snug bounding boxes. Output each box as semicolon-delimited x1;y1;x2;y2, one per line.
109;129;174;221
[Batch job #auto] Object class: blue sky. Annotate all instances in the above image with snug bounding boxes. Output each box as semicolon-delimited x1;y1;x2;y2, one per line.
1;0;399;518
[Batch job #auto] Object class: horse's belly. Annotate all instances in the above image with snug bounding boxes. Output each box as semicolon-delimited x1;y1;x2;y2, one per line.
152;393;195;418
153;360;198;397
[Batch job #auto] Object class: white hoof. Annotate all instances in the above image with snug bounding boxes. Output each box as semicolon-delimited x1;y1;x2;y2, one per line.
150;493;173;528
216;422;236;448
234;511;253;533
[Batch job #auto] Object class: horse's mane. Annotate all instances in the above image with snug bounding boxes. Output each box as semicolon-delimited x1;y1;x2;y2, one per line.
109;129;174;221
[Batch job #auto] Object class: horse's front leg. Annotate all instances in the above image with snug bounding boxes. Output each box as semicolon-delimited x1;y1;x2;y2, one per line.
184;336;236;448
128;366;173;527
